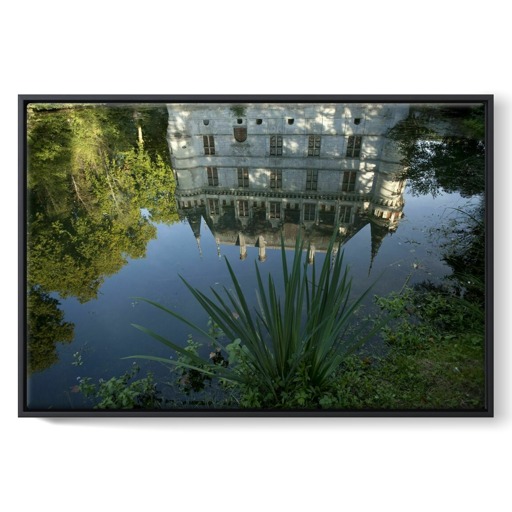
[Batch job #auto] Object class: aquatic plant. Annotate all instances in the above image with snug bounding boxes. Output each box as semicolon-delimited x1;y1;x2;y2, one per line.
128;229;378;408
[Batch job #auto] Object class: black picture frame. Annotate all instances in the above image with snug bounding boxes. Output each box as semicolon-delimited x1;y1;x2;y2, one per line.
19;94;493;417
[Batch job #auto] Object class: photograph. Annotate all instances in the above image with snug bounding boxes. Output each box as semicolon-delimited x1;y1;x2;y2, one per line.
19;96;492;416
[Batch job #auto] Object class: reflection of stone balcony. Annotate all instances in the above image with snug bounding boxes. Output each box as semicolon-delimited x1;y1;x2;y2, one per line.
176;186;372;204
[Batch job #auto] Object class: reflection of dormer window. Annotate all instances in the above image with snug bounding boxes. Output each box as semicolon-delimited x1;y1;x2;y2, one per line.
346;136;362;158
270;135;283;156
269;202;281;219
203;135;215;155
304;203;316;221
308;135;321;156
238;200;249;217
208;198;219;215
288;118;294;125
203;120;210;125
339;205;352;223
256;119;262;125
354;118;361;125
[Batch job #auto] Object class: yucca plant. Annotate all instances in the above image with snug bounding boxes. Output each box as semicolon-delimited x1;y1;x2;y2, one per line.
128;228;378;407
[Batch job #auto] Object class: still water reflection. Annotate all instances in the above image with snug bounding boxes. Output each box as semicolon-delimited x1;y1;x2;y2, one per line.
25;102;485;409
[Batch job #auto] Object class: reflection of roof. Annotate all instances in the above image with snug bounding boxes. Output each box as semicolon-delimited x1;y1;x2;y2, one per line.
368;219;392;275
181;207;373;253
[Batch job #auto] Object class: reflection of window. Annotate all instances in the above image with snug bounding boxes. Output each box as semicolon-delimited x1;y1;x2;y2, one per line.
208;199;219;215
206;167;218;186
270;135;283;156
238;168;249;188
346;136;362;158
308;135;321;156
203;135;215;155
269;202;281;219
238;200;249;217
270;169;282;189
341;171;357;192
304;203;316;221
306;169;318;191
338;205;352;223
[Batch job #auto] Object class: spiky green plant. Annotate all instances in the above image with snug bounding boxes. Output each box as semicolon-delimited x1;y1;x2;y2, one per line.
128;229;378;407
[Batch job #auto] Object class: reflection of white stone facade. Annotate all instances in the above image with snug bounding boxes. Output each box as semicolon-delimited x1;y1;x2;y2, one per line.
167;103;409;264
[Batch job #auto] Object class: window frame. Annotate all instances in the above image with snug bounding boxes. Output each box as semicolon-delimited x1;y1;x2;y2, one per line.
346;135;362;158
203;135;215;155
206;166;218;187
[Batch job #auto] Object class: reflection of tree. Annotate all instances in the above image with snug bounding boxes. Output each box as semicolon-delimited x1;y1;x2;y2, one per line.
389;105;485;197
27;105;179;303
441;201;485;305
27;287;74;374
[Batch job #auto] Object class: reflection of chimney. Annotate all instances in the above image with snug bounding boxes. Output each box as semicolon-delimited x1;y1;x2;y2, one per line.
308;244;316;265
256;235;266;262
196;236;202;259
237;233;247;260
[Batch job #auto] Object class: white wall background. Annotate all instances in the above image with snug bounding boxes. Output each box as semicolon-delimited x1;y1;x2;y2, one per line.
2;2;509;511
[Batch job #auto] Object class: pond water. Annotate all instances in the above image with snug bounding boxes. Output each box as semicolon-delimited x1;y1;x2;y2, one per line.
25;102;485;410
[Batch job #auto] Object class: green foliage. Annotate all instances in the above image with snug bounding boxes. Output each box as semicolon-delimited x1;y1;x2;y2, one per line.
27;105;179;304
129;229;380;408
388;105;486;197
77;364;161;409
230;105;246;117
27;287;74;374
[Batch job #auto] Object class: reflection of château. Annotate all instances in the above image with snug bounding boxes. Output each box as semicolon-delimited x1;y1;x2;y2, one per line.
167;103;409;267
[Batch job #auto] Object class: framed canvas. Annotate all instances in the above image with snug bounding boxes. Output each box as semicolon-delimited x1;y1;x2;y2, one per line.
18;95;493;417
